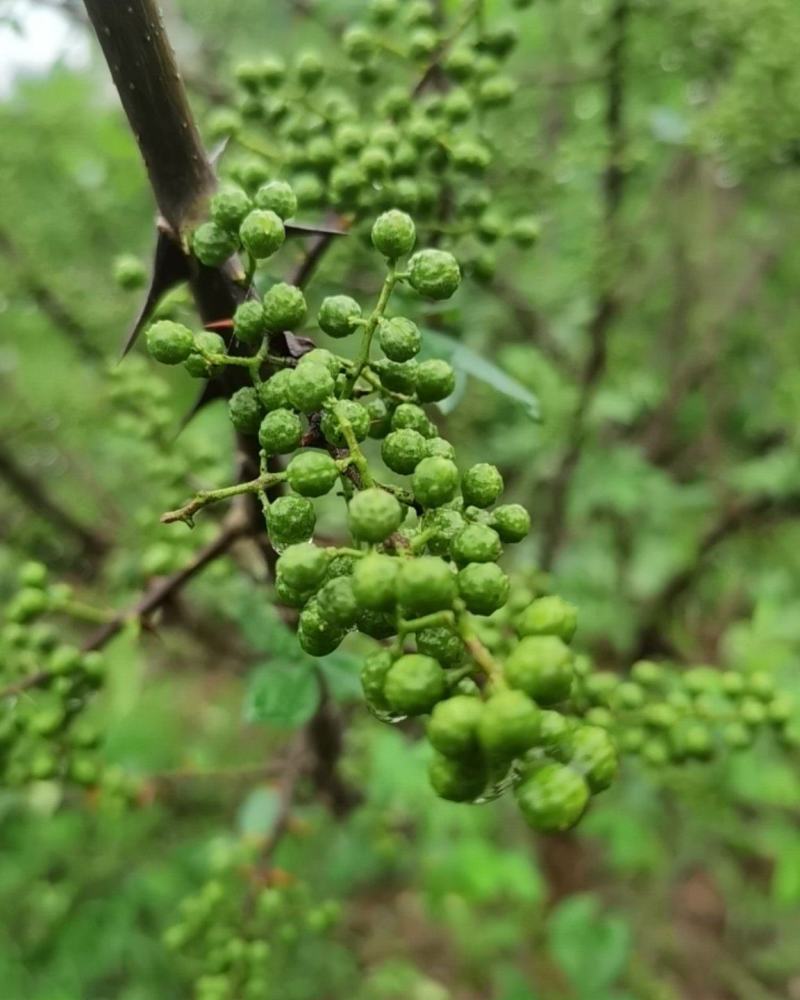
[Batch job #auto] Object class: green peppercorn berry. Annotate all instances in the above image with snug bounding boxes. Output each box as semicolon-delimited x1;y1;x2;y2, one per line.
381;428;427;474
293;172;325;206
263;282;307;331
210;186;252;232
296;50;325;87
321;400;370;446
424;508;464;556
739;697;767;727
510;216;540;247
348;488;404;544
452;140;491;174
515;596;577;643
457;563;510;616
427;695;484;758
368;0;398;24
416;625;464;667
48;643;82;673
746;671;776;701
397;556;456;614
361;648;394;710
478;689;541;759
612;681;645;710
343;24;377;62
412;456;459;508
192;221;237;266
515;763;590;832
424;437;455;461
642;702;678;729
233;300;266;345
461;463;503;509
318;295;362;338
378;316;422;361
113;254;147;290
450;523;502;565
409;26;438;59
415;359;456;403
375;358;418;393
371;209;416;259
479;75;515;107
631;660;665;687
391;403;429;436
228;386;264;435
316;577;358;629
722;721;753;750
239;209;285;259
258;368;293;411
490;504;531;543
505;635;573;704
18;561;48;588
258;408;303;454
254;180;297;220
428;752;487;802
298;601;346;656
145;320;194;365
286;450;339;496
352;553;399;610
268;495;316;547
407;249;461;300
356;608;397;639
287;363;335;414
275;574;312;609
721;671;745;697
276;543;329;593
384;653;446;715
366;397;393;438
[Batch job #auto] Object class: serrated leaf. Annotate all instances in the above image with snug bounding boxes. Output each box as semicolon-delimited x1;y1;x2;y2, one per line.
422;327;540;421
245;662;319;728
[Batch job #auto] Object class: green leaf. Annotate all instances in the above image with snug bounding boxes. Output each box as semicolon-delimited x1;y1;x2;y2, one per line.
319;651;363;702
547;893;630;995
422;327;540;421
237;786;281;838
245;662;320;728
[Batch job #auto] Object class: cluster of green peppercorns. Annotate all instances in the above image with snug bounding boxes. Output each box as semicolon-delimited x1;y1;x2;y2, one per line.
164;845;340;1000
0;562;130;793
198;0;540;283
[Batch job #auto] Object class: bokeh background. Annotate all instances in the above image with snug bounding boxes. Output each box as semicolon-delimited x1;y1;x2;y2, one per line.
1;0;800;998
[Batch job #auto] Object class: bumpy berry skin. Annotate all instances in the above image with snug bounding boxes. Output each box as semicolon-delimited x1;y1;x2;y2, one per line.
371;209;416;258
379;317;422;362
516;596;578;642
321;401;370;446
146;320;194;365
559;725;618;792
239;209;286;258
397;556;456;614
286;450;339;496
210;186;252;232
515;763;590;832
361;649;394;710
192;221;237;266
228;386;263;434
407;249;461;300
376;359;418;393
288;363;335;413
384;654;446;715
412;457;459;508
505;636;574;705
254;180;297;220
457;563;510;615
298;601;345;656
348;488;404;543
428;752;487;802
268;495;316;546
462;464;504;509
318;295;362;338
113;254;147;290
491;503;531;543
391;403;429;435
451;524;502;565
425;508;464;556
366;397;392;438
263;282;307;331
316;577;358;628
381;428;427;474
417;626;464;667
428;695;484;757
356;608;397;639
258;368;293;411
258;408;303;454
185;329;224;376
352;553;399;610
478;690;541;759
275;574;312;609
426;437;456;461
277;543;329;592
415;359;456;402
233;300;266;344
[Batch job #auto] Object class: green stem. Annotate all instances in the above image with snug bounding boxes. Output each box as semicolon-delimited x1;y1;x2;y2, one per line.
400;609;455;635
344;266;397;397
456;610;505;687
51;598;116;626
334;403;375;488
161;472;286;526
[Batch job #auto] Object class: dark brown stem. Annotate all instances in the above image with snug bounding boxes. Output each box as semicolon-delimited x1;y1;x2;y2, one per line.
538;0;630;571
0;445;109;559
